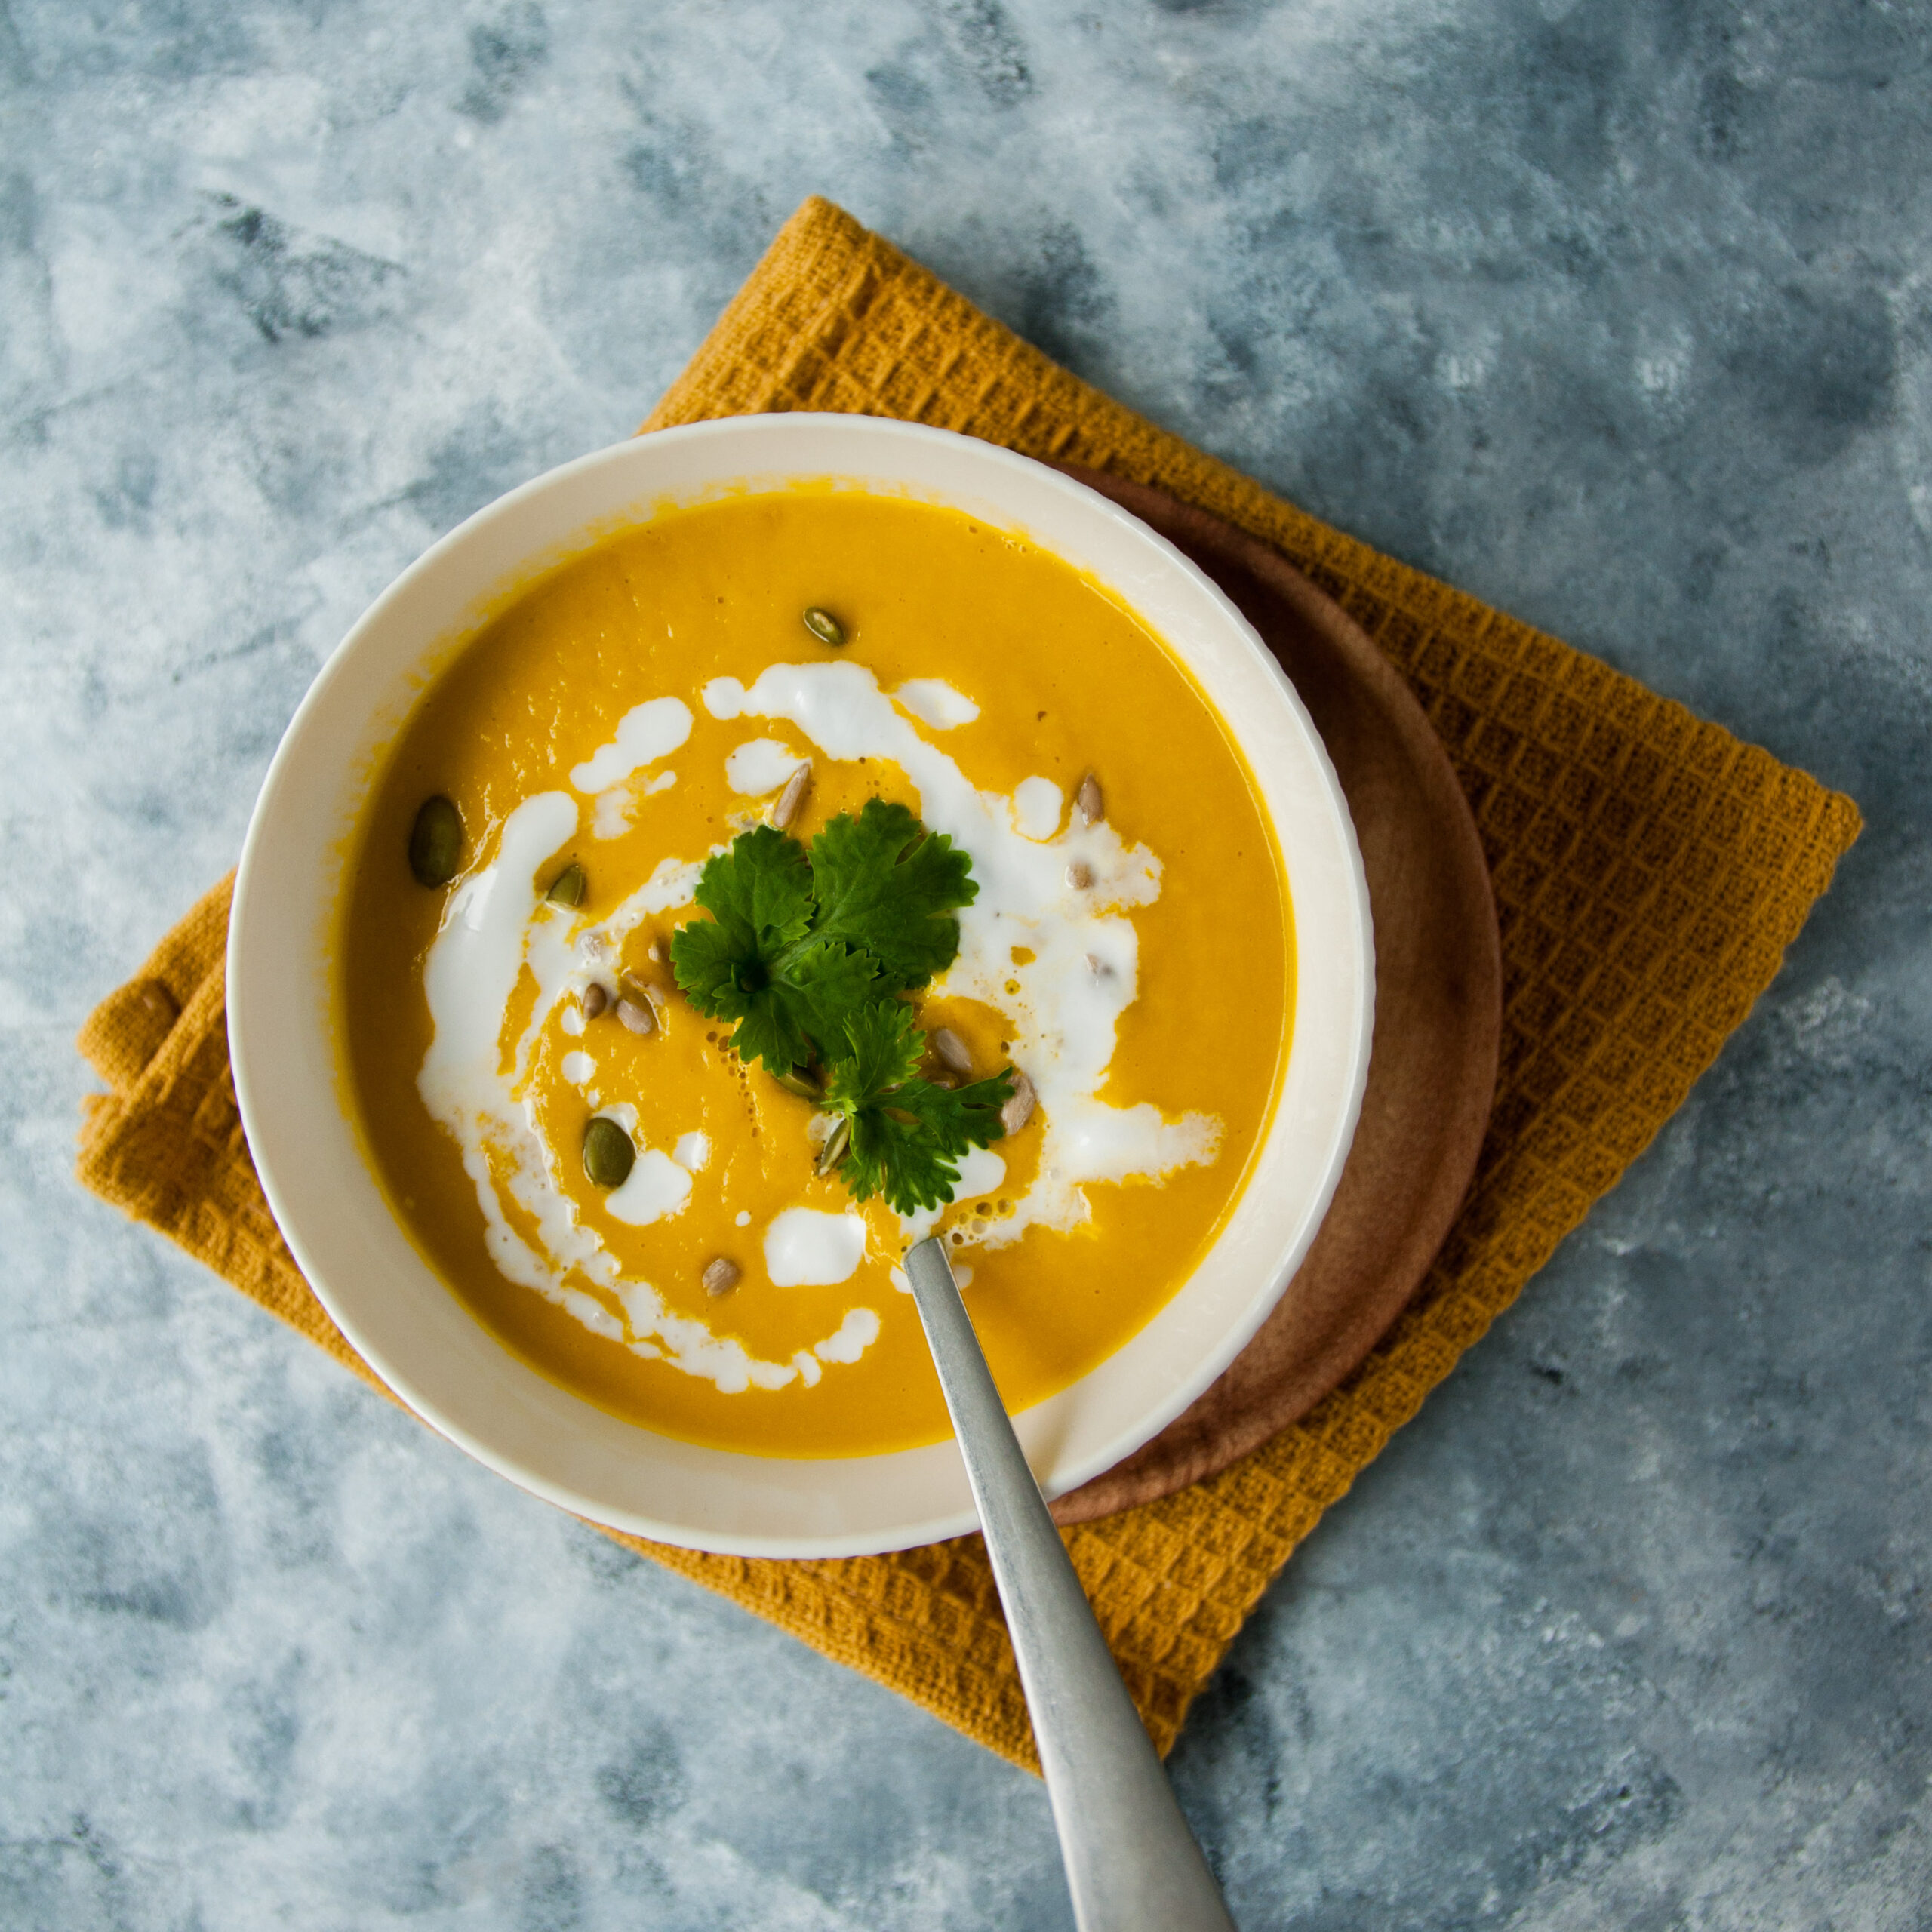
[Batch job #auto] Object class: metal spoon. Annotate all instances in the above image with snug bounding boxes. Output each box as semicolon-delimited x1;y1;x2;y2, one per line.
905;1236;1239;1932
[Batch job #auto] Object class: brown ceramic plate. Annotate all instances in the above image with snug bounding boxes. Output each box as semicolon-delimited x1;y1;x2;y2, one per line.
1050;472;1502;1525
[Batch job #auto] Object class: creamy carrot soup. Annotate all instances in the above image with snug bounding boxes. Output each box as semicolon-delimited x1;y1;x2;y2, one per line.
338;487;1294;1458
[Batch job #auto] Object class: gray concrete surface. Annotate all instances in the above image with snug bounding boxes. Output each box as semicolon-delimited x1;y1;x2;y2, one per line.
3;2;1927;1925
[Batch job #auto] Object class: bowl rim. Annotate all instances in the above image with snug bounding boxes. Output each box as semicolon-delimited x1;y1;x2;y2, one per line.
229;412;1374;1558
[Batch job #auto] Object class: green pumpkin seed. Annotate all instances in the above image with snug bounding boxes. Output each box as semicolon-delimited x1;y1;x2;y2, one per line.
408;795;463;887
773;1066;823;1102
583;1115;635;1189
816;1114;852;1176
546;861;586;907
802;606;847;647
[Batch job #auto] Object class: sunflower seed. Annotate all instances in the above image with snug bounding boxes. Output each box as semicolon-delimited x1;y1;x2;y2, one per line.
546;861;586;907
616;997;656;1036
1065;860;1092;890
1075;771;1103;826
408;795;463;887
582;982;609;1020
583;1116;635;1189
1000;1070;1036;1136
772;760;811;830
802;606;846;647
931;1026;972;1075
817;1114;852;1176
702;1257;741;1297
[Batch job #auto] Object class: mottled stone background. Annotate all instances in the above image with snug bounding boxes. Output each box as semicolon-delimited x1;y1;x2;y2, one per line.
2;2;1927;1926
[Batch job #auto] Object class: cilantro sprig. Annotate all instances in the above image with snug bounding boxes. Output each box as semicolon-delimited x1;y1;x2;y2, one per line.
670;799;1016;1216
823;1002;1014;1214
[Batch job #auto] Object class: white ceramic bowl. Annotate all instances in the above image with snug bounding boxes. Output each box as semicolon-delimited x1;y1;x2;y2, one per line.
229;413;1373;1558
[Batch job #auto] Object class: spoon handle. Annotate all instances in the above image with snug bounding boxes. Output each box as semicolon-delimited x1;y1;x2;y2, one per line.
905;1237;1238;1932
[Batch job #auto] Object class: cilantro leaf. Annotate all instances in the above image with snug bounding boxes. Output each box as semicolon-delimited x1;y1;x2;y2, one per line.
663;907;744;1016
822;995;925;1105
809;799;977;992
717;983;815;1081
672;827;872;1075
671;826;814;1022
692;823;814;946
842;1069;1017;1217
823;1002;1014;1217
671;914;817;1074
783;937;882;1048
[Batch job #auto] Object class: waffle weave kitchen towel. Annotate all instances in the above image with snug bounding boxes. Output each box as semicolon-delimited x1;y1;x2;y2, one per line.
76;196;1861;1772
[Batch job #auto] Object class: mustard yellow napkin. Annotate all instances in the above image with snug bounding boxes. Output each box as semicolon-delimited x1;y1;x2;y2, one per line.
76;197;1861;1772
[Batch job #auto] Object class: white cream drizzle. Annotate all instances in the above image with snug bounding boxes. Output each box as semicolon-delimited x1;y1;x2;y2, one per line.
814;1307;882;1364
592;789;629;841
416;659;1222;1397
764;1208;869;1286
593;758;680;841
893;678;979;730
571;697;691;793
603;1146;692;1227
1012;776;1063;840
725;737;805;795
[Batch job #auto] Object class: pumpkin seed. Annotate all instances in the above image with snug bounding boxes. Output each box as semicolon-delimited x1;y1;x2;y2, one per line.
1065;860;1092;891
1075;771;1103;826
583;1116;635;1189
773;1066;823;1101
771;759;811;830
408;795;463;887
817;1114;852;1176
802;606;847;647
546;861;586;907
702;1257;741;1297
931;1026;972;1076
616;996;656;1036
582;982;608;1020
1000;1069;1036;1136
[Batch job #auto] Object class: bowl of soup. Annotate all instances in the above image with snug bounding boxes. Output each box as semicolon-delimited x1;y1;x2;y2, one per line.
229;413;1373;1558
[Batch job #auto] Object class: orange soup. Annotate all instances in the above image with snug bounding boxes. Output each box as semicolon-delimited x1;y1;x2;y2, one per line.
338;488;1293;1457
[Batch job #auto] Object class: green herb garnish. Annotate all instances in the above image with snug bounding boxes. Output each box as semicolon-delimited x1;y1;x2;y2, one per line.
667;823;874;1077
823;1001;1014;1214
670;799;1015;1215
